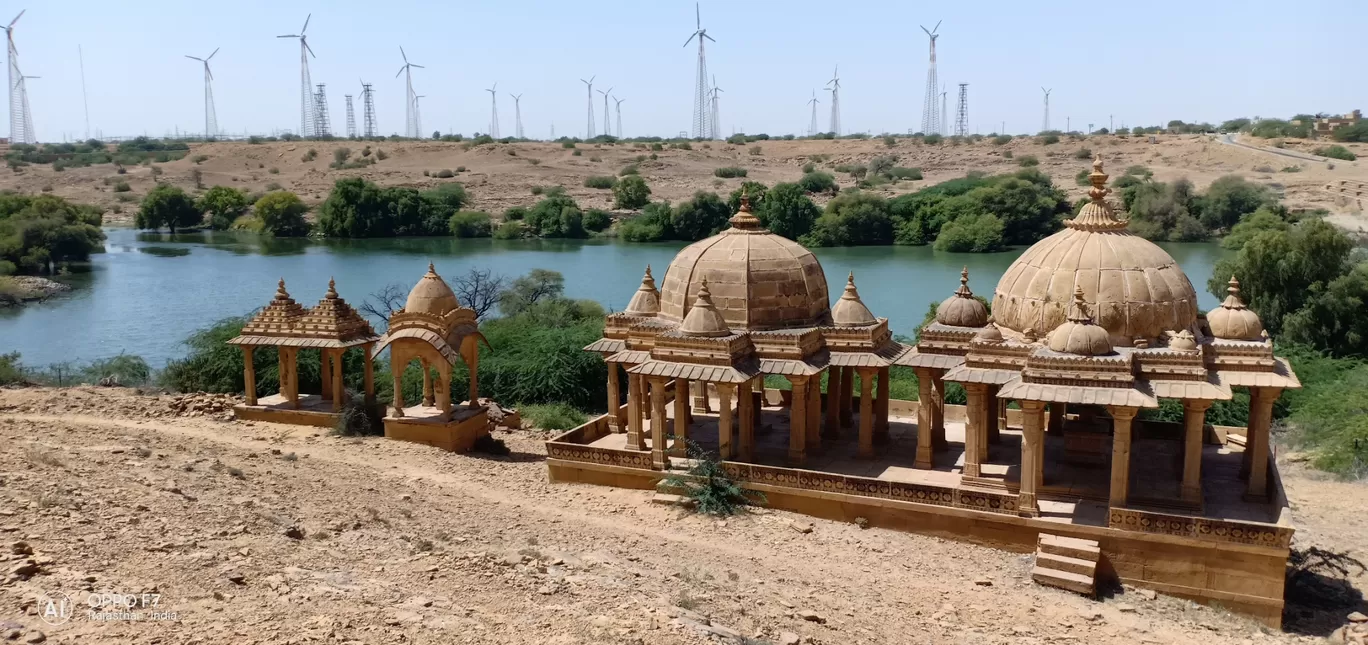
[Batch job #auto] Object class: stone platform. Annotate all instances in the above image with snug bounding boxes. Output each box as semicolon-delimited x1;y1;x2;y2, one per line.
233;394;347;428
383;405;489;452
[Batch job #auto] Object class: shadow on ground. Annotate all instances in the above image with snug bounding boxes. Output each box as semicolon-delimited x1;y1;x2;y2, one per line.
1282;546;1367;636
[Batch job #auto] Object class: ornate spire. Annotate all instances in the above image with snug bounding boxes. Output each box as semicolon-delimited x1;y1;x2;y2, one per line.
935;266;989;327
1065;155;1128;232
1046;285;1113;355
426;262;437;275
728;186;764;231
1065;285;1093;324
831;271;877;326
276;278;290;299
326;277;338;300
624;264;661;317
679;278;732;337
1207;274;1265;340
954;266;974;298
1220;275;1248;310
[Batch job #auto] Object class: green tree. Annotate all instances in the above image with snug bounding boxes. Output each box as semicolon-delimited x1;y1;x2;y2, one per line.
797;171;838;194
1282;263;1368;358
197;186;250;231
726;181;768;212
801;190;893;247
315;178;463;237
526;193;585;238
756;183;819;240
254;191;311;237
1220;207;1288;250
1198;175;1275;231
1210;219;1353;335
618;202;673;242
0;193;105;274
499;269;566;317
448;211;493;238
612;175;652;210
135;184;202;233
1332;122;1368;143
934;213;1005;252
582;209;612;232
670;191;732;241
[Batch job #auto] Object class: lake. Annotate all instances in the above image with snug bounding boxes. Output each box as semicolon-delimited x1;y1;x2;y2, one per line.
0;228;1230;367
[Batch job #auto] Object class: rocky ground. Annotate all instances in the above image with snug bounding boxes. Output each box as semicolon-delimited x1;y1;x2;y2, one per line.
0;386;1364;645
0;277;70;308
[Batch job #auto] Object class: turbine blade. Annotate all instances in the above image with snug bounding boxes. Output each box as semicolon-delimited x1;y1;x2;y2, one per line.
9;10;23;29
934;19;942;32
401;46;408;63
921;25;930;36
703;33;715;42
683;33;696;47
208;47;219;60
304;39;315;57
277;34;297;38
696;2;700;29
186;55;201;61
410;63;423;69
301;13;311;34
396;67;405;78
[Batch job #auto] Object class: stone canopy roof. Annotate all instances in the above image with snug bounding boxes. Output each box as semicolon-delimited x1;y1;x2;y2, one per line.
373;265;483;364
229;279;378;349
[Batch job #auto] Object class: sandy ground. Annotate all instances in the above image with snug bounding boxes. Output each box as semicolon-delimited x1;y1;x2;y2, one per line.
0;386;1365;645
6;134;1366;233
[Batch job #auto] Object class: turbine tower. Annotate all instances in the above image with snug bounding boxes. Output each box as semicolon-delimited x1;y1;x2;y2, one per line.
954;83;968;137
413;95;425;137
940;85;948;136
708;77;722;139
486;82;499;138
1041;87;1051;132
510;93;524;139
613;96;625;138
826;66;841;136
312;83;331;137
344;94;356;138
395;48;423;138
683;2;714;139
360;81;377;137
184;48;219;139
277;14;315;137
806;90;820;136
580;76;595;138
4;10;34;144
919;20;941;136
598;86;613;139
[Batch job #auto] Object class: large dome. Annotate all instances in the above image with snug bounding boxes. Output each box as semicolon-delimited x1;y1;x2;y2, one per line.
658;198;831;331
404;263;460;316
991;158;1199;346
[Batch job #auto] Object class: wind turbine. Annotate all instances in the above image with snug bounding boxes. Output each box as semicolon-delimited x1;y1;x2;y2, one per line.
806;90;820;136
598;86;613;139
708;76;722;139
1041;87;1052;133
580;75;595;138
277;14;315;138
919;20;941;136
613;96;625;138
4;10;34;144
682;2;714;139
185;48;219;139
486;82;500;139
510;93;524;139
395;47;424;138
826;66;841;136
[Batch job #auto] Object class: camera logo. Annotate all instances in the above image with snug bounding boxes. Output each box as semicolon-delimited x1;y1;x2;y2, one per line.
38;591;73;626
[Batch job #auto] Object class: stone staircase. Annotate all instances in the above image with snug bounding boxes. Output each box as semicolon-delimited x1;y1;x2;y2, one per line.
1031;533;1100;597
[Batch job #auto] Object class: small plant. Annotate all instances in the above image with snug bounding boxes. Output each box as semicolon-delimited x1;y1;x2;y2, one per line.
116;165;127;174
1075;168;1091;185
302;149;318;162
618;164;639;176
650;142;663;151
584;175;617;189
1039;133;1060;145
472;434;510;456
888;167;922;180
712;178;724;187
530;186;544;195
113;181;131;192
992;134;1012;145
670;141;692;151
150;165;163;177
663;439;764;516
1281;165;1302;173
375;149;388;161
923;133;943;145
571;149;582;157
192;154;209;164
1073;147;1093;159
883;135;897;148
423;169;430;176
435;169;455;178
265;182;283;191
332;393;380;436
589;155;602;162
748;145;762;156
562;141;577;149
1314;145;1357;161
802;162;815;173
268;167;280;174
528;158;541;166
1018;155;1039;167
649;153;658;160
456;166;466;172
714;166;747;178
522;403;586;430
1003;150;1014;159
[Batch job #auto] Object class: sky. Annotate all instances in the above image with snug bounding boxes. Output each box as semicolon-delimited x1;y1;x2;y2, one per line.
7;0;1366;142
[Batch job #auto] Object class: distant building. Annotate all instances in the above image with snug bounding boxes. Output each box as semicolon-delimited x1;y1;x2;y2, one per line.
1314;109;1362;137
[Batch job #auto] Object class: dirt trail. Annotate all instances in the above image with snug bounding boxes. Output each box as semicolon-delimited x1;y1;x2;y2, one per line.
0;387;1364;644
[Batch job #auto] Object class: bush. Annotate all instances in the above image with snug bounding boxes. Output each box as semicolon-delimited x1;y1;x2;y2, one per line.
526;193;585;238
1017;155;1039;167
613;175;652;210
618;164;639;176
798;171;838;194
584;175;617;189
521;403;587;431
992;135;1012;145
503;206;527;221
1282;264;1368;359
888;167;922;180
749;145;763;156
375;150;388;161
1003;150;1013;159
714;166;747;178
448;211;493;238
561;141;577;149
1331;122;1368;143
254;191;310;237
802;190;893;247
198;186;250;231
1210;218;1353;336
112;181;131;193
435;169;455;178
618;202;673;242
1039;133;1060;145
756;183;819;240
135;184;202;233
302;149;317;162
493;220;524;239
582;209;612;232
923;134;943;145
316;178;466;237
1073;147;1092;159
1198;175;1275;231
1314;145;1357;161
81;353;152;386
934;213;1006;252
670;191;731;241
571;149;582;157
662;440;764;516
726;181;769;213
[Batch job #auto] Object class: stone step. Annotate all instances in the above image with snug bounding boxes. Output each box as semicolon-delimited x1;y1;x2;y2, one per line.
1036;552;1097;578
1037;533;1100;562
1031;565;1095;597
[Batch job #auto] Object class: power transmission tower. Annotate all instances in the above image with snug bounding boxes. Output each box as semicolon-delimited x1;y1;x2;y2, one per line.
613;96;625;138
581;76;595;138
4;10;35;144
344;95;356;138
954;83;968;137
598;86;612;139
806;91;820;136
278;14;315;137
683;2;714;138
395;48;424;138
708;77;722;139
360;81;376;137
919;20;940;135
312;83;331;137
1041;87;1051;133
826;67;841;136
185;48;219;139
510;93;524;139
486;82;499;138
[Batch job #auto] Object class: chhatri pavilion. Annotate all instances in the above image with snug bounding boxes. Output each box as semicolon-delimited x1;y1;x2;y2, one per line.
548;157;1301;626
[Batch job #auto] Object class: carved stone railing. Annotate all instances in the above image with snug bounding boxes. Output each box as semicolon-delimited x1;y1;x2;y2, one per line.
1107;507;1292;549
722;462;1019;516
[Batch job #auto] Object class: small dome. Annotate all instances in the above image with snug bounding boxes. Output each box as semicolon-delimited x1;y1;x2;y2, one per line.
658;193;830;331
624;265;660;317
1169;329;1198;351
1047;286;1113;356
831;272;877;326
937;267;989;328
679;280;732;337
973;321;1003;343
404;263;460;316
1207;276;1264;341
992;156;1199;346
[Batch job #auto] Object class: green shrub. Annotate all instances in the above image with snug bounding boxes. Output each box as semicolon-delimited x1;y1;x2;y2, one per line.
802;190;893;247
448;211;493;238
198;186;250;231
888;167;922;180
1331;122;1368;143
798;171;838;194
135;184;202;232
112;181;131;193
526;193;585;238
883;136;897;148
584;175;617;189
1314;145;1356;161
618;202;673;242
670;191;731;241
934;213;1006;252
714;166;747;178
571;149;582;157
618;164;639;176
80;353;152;386
316;178;466;237
504;206;527;221
1198;175;1275;230
992;135;1012;145
749;145;763;156
254;191;310;237
650;142;663;151
302;149;317;162
521;403;587;431
663;440;764;515
613;175;652;210
726;181;769;213
493;220;524;239
1017;155;1039;167
756;183;819;240
562;141;577;149
1003;150;1013;159
1073;147;1092;159
1039;133;1060;145
582;209;612;232
375;150;388;161
801;162;815;173
923;134;943;145
435;169;455;178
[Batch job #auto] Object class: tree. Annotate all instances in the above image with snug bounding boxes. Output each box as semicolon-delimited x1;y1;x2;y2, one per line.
1220;207;1288;250
756;183;819;240
254;191;311;237
612;175;652;210
1209;219;1353;336
670;191;732;241
801;190;893;247
1197;175;1275;231
0;193;105;274
197;186;250;230
1282;263;1368;358
726;181;768;213
934;213;1005;252
499;269;565;317
448;211;492;238
316;177;464;238
135;184;202;233
451;267;507;320
618;202;673;242
797;171;838;194
526;194;585;238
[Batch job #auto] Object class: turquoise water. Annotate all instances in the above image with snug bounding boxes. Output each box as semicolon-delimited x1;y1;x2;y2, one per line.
0;228;1228;367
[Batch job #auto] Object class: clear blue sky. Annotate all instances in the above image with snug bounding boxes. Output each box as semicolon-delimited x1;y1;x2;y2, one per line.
9;0;1366;142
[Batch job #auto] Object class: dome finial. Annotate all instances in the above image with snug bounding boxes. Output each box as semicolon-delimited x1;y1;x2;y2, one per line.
954;266;974;298
935;266;988;327
728;185;764;231
1047;285;1113;355
276;278;289;299
427;262;436;275
1222;275;1247;309
1065;154;1127;231
1088;154;1111;203
679;277;732;337
1066;285;1093;324
326;277;338;299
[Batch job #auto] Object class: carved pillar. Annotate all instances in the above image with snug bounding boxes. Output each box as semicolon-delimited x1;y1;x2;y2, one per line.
1181;399;1212;505
915;368;936;469
839;366;854;429
825;367;842;438
436;366;452;416
331;349;345;412
277;348;289;399
650;378;669;470
963;383;988;478
1018;400;1046;517
693;381;711;414
857;368;875;459
420;358;434;407
1244;387;1280;501
1109;406;1139;509
465;338;480;409
391;352;405;418
806;378;821;452
874;366;890;442
717;383;734;460
931;371;947;450
286;348;300;409
320;350;333;402
994;394;1007;440
986;385;1001;449
672;378;690;457
242;346;257;406
627;373;646;450
363;343;375;406
738;377;756;462
788;376;808;465
606;364;621;432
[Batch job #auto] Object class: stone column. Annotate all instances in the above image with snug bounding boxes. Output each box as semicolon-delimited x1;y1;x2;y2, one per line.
915;368;936;469
242;346;257;406
738;378;756;462
321;350;333;402
1244;387;1280;501
788;376;808;465
1181;399;1212;505
693;381;711;414
986;386;1001;448
650;378;669;470
1047;403;1066;434
1109;406;1139;509
286;348;300;409
717;383;734;460
963;383;987;478
363;343;375;406
825;367;842;438
436;367;452;416
839;366;854;429
857;368;876;458
627;373;646;450
931;371;947;450
1018;400;1046;517
672;378;690;457
806;379;821;452
391;354;405;418
467;359;479;410
994;394;1007;441
278;348;290;399
606;364;621;432
331;349;345;412
421;358;434;407
874;366;890;442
